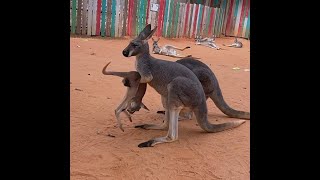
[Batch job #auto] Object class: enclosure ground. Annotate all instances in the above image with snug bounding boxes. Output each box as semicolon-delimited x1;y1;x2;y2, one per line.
71;37;250;180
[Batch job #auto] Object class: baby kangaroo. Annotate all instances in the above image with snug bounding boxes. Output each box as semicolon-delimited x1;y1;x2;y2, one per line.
102;62;149;131
222;37;243;48
151;37;192;58
123;24;245;148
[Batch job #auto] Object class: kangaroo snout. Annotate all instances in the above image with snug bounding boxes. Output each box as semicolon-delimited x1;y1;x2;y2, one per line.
122;50;129;57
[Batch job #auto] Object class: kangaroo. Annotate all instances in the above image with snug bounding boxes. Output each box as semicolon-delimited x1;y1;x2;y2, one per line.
139;58;250;121
222;37;243;48
151;37;192;58
157;58;250;120
122;24;245;148
102;61;149;132
195;35;221;50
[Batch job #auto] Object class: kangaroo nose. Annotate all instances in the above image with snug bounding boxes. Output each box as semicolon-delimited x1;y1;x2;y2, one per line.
122;50;128;57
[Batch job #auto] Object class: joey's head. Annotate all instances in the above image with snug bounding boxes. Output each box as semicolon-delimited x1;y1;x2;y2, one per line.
122;24;157;57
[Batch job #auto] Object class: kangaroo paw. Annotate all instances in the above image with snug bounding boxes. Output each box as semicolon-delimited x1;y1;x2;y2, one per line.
138;140;155;148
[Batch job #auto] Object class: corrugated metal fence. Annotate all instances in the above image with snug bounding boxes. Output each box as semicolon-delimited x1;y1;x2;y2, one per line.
70;0;250;39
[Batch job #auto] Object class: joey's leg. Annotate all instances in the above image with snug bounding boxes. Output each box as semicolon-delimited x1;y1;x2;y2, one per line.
123;110;132;122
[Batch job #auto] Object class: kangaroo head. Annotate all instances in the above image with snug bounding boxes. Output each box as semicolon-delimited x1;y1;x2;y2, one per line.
212;35;216;41
151;37;161;53
151;37;160;48
122;24;157;57
234;37;238;43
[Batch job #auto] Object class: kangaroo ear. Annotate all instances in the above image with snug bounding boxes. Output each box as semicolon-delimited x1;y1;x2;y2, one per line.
144;26;157;41
137;24;151;40
138;24;157;40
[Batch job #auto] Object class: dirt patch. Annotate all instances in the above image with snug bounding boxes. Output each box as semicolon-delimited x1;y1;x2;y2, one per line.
71;36;250;180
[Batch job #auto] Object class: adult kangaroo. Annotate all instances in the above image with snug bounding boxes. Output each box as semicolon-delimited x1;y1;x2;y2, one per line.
122;24;245;148
157;58;250;120
222;37;243;48
151;37;192;58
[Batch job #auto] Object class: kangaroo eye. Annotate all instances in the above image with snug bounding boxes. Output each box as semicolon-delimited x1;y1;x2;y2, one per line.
132;43;138;47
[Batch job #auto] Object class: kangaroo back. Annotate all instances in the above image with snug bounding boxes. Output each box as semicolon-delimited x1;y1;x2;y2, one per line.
176;58;250;120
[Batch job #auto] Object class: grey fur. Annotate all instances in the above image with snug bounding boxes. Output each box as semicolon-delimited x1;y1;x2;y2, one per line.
151;37;192;58
175;58;250;119
195;35;221;50
222;37;243;48
156;58;250;120
122;24;245;148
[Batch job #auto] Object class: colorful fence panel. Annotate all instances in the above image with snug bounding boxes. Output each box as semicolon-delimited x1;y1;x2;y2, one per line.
70;0;250;39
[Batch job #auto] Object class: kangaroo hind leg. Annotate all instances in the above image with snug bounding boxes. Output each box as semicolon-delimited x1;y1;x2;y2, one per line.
135;96;169;130
138;78;192;147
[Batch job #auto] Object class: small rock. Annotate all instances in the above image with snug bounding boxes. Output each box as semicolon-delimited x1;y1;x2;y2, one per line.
75;88;83;91
90;52;96;55
76;45;80;48
88;74;91;75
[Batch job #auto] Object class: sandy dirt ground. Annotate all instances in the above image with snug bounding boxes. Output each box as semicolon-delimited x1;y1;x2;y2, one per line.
70;36;250;180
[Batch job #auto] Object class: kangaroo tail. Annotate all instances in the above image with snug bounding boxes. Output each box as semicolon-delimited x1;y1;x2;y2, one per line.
193;101;246;133
209;86;250;120
177;46;191;51
185;55;201;59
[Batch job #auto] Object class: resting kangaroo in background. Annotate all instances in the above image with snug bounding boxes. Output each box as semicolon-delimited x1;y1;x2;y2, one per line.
151;37;192;58
102;62;149;132
195;35;221;50
222;37;243;48
122;24;245;148
157;58;250;120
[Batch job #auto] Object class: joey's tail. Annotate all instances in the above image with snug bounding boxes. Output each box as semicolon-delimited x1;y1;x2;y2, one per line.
193;101;245;133
102;61;130;77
